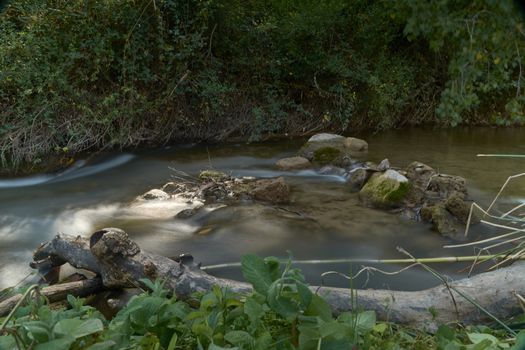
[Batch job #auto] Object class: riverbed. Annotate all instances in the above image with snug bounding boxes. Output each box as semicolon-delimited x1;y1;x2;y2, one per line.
1;127;524;291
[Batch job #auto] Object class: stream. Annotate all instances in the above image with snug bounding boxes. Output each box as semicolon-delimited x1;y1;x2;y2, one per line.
1;127;524;291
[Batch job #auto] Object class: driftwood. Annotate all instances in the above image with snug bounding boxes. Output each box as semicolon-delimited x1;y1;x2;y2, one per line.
30;228;524;330
0;278;103;317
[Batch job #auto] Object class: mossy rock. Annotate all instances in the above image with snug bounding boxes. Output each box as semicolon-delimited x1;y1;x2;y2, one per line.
198;170;227;181
420;204;457;236
313;146;342;165
359;170;410;208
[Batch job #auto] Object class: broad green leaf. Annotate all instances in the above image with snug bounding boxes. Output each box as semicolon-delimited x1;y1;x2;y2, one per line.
85;341;117;350
167;333;178;350
511;331;525;350
436;325;457;341
467;333;499;346
319;320;349;339
192;323;214;340
23;321;51;342
241;254;273;295
0;335;16;350
373;323;388;334
224;330;253;346
355;311;376;333
254;332;273;350
267;281;299;320
244;297;264;322
304;294;332;322
209;344;238;350
298;324;320;350
34;336;76;350
53;318;104;339
296;282;313;309
264;256;282;281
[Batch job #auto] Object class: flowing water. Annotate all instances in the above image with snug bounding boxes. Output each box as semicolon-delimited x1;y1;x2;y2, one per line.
1;127;524;291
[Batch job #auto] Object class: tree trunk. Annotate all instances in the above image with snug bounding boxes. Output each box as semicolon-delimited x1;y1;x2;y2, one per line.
0;278;103;317
31;228;524;330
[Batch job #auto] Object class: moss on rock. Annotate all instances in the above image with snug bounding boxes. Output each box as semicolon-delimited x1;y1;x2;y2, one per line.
313;147;342;165
359;170;410;208
198;170;227;181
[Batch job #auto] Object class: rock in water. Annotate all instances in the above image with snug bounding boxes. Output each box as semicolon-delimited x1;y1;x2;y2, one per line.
312;147;343;165
276;156;311;170
427;174;467;199
346;168;369;192
405;162;436;188
299;133;369;166
307;133;345;143
343;137;368;152
250;177;290;204
420;204;458;237
299;133;346;162
377;158;390;171
318;165;346;176
359;170;410;208
444;192;472;224
137;189;170;201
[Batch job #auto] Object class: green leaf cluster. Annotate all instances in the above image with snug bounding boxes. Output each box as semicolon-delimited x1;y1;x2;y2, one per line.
1;258;525;349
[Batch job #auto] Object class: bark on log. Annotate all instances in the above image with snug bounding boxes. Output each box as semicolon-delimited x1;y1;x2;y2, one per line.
0;278;103;317
31;228;524;330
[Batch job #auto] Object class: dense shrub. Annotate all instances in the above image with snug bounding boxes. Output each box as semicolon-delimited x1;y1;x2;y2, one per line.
1;255;523;349
0;0;523;171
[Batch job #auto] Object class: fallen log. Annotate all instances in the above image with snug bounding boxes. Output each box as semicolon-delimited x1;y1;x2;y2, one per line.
31;228;524;330
0;278;103;317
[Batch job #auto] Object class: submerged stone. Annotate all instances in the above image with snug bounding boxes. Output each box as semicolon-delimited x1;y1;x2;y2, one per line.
276;156;311;170
251;177;290;204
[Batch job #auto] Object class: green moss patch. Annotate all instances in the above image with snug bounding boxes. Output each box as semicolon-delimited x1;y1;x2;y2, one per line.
313;147;342;165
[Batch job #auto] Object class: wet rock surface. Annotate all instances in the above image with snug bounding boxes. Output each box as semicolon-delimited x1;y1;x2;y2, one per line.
359;170;410;209
276;156;311;170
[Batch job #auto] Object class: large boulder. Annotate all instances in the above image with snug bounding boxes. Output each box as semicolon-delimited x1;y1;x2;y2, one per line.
276;156;311;171
250;177;290;204
359;170;410;208
308;133;345;143
343;137;368;152
299;133;368;165
299;133;346;162
312;147;343;165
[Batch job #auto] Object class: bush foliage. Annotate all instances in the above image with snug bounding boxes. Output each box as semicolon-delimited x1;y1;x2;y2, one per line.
1;254;524;349
0;0;524;170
